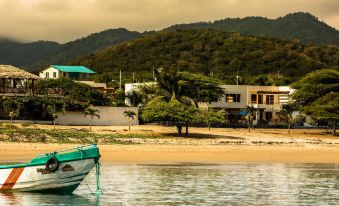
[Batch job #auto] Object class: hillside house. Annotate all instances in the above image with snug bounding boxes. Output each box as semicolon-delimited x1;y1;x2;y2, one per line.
39;65;95;80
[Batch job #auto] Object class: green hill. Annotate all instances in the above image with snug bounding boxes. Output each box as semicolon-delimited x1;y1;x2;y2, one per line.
0;28;141;72
166;12;339;45
72;30;339;83
0;39;60;68
0;12;338;72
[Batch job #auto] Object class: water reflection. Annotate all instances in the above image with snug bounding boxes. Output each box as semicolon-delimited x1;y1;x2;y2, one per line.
0;163;338;205
0;192;99;206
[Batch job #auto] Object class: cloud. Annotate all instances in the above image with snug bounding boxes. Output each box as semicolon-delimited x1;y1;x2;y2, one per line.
0;0;337;43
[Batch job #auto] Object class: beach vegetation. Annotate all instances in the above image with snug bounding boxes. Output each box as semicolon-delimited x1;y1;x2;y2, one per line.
84;106;100;130
292;69;339;134
245;105;257;132
123;110;137;131
279;102;301;133
197;107;227;131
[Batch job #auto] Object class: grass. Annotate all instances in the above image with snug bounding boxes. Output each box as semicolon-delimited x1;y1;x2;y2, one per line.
0;125;159;144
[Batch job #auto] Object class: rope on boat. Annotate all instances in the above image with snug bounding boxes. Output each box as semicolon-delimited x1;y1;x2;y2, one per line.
78;147;102;195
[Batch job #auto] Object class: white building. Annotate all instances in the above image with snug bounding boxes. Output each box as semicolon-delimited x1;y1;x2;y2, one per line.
125;82;294;125
39;65;95;80
211;85;294;125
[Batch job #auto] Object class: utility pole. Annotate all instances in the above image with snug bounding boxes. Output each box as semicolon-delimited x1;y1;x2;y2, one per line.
119;70;122;90
152;66;155;81
277;69;280;78
236;69;239;86
132;72;135;83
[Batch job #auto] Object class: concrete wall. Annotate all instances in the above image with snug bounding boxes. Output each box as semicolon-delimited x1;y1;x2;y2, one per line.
55;106;139;126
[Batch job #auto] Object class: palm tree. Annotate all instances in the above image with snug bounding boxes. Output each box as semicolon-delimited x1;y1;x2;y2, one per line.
123;110;137;131
47;105;58;130
280;103;299;134
84;106;100;130
245;105;256;132
8;111;17;127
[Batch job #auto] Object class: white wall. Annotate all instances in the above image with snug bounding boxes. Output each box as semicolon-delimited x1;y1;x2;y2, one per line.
39;67;61;79
56;106;139;126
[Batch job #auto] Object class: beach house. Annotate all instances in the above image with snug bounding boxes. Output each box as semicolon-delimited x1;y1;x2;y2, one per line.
210;85;294;125
0;65;40;95
39;65;95;80
125;82;294;125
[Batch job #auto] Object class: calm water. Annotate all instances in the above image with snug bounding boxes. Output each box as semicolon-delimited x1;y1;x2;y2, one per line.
0;163;338;205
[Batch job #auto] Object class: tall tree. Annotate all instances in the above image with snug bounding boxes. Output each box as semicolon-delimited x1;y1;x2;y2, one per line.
123;110;137;131
142;97;196;136
245;105;257;132
84;106;100;130
280;103;300;134
292;69;339;134
306;93;339;134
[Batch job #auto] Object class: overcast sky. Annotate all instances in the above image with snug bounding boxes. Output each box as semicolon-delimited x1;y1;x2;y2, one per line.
0;0;338;43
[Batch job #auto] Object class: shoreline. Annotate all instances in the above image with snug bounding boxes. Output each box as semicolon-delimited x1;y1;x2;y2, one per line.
0;143;338;164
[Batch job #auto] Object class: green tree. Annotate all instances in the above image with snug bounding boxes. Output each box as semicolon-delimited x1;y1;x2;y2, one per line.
279;103;300;133
245;105;257;132
198;108;226;131
306;93;339;134
123;110;137;131
141;98;196;136
2;98;21;126
292;69;339;134
84;106;100;130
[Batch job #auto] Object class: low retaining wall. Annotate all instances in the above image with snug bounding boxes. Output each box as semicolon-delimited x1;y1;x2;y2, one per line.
56;106;139;126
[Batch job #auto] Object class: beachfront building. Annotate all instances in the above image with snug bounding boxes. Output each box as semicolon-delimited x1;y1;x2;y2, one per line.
210;85;294;125
39;65;95;80
0;65;40;95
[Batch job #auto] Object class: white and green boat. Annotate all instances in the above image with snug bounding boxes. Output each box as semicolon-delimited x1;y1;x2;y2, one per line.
0;144;100;194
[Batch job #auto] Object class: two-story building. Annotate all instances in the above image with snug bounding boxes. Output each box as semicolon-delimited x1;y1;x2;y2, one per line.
211;85;294;125
39;65;95;80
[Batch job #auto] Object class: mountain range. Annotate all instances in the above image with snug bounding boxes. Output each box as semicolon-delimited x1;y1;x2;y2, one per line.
0;12;338;72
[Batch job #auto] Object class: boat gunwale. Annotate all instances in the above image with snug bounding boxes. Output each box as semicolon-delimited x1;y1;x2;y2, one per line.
0;144;100;169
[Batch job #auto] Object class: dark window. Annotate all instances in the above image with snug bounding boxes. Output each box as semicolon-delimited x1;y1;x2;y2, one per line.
53;72;57;78
46;72;49;78
266;95;274;105
265;112;272;121
258;95;263;104
251;94;257;104
226;94;241;102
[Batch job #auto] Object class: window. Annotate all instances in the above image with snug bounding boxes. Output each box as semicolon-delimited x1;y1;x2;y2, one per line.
258;95;263;104
46;72;49;78
251;94;257;104
53;72;57;78
226;94;241;103
266;95;274;105
265;112;272;121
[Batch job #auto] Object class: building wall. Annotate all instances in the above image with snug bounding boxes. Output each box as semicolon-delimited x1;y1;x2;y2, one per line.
210;85;294;124
55;106;139;126
39;67;61;79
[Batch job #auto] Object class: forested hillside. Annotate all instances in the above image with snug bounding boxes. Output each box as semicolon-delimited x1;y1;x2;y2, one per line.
0;29;142;71
72;30;339;84
0;39;60;68
166;12;339;45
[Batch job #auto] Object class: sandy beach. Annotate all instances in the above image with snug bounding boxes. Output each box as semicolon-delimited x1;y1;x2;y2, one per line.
0;143;338;164
0;125;338;164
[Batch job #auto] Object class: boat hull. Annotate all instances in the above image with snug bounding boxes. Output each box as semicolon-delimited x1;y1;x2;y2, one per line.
0;158;95;194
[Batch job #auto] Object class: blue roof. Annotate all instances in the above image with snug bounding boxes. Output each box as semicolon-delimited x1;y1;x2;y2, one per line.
51;65;95;74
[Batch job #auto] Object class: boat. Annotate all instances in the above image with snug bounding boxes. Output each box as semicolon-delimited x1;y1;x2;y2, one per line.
0;144;100;194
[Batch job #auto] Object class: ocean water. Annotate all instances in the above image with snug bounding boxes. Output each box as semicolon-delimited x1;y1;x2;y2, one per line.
0;163;338;205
